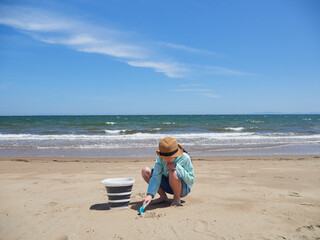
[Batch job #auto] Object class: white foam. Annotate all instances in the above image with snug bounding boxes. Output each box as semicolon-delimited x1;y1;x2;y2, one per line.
105;122;116;125
225;127;244;131
1;132;320;142
104;130;121;134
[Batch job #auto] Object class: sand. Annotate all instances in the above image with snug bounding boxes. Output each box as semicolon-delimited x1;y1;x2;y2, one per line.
0;155;320;240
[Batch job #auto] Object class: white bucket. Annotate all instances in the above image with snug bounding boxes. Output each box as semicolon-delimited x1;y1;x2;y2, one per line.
101;178;135;209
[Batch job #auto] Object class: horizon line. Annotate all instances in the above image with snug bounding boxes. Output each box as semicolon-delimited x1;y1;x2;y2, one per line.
1;113;320;117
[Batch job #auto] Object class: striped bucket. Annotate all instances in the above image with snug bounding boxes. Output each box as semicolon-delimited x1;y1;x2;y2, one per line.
101;178;135;210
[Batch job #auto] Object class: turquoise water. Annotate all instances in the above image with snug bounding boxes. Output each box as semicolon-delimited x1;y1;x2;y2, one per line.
1;115;320;157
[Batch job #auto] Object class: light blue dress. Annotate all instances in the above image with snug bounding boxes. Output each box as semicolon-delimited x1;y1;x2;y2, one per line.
147;152;194;198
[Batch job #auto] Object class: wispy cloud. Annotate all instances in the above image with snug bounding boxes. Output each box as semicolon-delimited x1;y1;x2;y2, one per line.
41;35;147;59
158;42;217;56
0;5;75;31
0;4;184;78
200;93;220;98
127;60;188;78
0;4;255;78
204;66;256;76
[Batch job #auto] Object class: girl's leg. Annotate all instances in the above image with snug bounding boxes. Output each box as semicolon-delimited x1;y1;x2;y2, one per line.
168;170;182;206
141;167;168;204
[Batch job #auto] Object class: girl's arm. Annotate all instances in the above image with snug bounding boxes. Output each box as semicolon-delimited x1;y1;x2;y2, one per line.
146;158;163;198
175;155;194;186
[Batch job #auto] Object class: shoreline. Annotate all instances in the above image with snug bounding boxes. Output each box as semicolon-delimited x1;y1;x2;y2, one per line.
2;142;320;158
1;154;320;163
1;155;320;239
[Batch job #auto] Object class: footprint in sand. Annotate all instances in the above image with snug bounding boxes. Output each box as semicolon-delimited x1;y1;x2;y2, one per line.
139;212;165;218
294;224;320;239
114;234;124;240
143;212;156;218
194;219;213;233
191;219;223;238
58;235;69;240
288;192;301;197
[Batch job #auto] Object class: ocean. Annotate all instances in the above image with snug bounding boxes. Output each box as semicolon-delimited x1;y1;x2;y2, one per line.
1;115;320;158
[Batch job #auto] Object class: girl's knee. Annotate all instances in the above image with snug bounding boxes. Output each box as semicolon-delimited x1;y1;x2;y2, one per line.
168;170;179;180
141;167;151;178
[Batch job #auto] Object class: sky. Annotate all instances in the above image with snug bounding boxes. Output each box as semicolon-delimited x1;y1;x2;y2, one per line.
0;0;319;115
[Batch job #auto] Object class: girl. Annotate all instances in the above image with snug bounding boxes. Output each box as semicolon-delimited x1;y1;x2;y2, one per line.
141;137;194;207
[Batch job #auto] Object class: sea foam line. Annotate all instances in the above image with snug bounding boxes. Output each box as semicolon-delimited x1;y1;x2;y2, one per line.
224;127;244;131
105;122;116;125
1;133;320;141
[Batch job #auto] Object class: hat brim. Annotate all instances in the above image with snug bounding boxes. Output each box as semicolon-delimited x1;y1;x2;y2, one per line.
156;144;184;159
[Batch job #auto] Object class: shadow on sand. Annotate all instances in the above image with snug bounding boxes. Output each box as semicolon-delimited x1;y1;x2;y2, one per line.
90;199;185;212
90;203;110;211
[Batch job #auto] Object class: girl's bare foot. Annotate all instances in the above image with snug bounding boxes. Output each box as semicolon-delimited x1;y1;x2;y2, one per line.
150;196;169;205
171;199;182;207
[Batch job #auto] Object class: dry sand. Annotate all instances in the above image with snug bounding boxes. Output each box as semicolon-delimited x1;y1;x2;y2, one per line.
0;156;320;240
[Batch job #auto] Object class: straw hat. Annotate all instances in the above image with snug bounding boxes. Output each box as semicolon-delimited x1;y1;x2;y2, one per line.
156;137;183;159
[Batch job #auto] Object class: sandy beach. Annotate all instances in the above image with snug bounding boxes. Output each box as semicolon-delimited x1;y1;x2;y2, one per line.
0;155;320;240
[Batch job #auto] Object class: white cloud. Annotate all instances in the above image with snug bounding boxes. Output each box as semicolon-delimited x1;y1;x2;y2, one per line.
127;60;187;78
158;42;217;56
40;35;100;45
0;4;255;79
38;34;147;59
200;93;220;98
205;66;255;76
0;4;184;77
0;5;75;31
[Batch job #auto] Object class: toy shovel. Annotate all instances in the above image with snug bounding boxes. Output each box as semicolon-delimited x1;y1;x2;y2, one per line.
139;203;147;215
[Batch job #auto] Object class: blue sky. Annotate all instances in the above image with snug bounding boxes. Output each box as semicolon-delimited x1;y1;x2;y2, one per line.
0;0;319;115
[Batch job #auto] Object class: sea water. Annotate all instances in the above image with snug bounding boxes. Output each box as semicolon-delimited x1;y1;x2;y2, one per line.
0;115;320;157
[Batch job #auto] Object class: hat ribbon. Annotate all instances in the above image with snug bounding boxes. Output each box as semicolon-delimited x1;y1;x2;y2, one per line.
159;147;179;157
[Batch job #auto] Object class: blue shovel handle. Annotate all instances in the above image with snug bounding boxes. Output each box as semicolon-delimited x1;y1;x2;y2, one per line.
139;203;147;215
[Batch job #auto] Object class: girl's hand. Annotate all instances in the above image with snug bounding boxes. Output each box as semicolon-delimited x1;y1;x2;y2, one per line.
166;163;176;171
142;194;152;207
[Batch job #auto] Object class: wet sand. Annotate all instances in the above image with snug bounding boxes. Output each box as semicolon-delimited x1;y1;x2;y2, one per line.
0;156;320;240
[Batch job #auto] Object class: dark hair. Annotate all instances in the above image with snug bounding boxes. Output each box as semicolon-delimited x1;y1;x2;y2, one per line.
182;147;193;162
